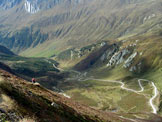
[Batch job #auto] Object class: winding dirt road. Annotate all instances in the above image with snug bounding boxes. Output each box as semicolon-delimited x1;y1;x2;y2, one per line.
150;82;158;114
53;64;64;71
48;60;159;114
75;73;159;114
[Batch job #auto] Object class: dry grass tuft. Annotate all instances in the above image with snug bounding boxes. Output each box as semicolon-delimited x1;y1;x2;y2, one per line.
19;117;36;122
0;94;16;110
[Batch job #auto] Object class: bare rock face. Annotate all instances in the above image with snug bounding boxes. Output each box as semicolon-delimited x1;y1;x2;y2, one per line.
100;45;119;62
106;48;131;67
24;0;40;14
124;52;137;68
24;0;65;13
0;0;83;14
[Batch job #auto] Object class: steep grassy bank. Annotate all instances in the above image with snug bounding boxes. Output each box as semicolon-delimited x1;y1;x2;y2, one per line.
0;69;134;122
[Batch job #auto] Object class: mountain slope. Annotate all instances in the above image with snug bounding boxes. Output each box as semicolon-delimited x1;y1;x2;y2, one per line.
0;45;15;55
0;68;138;122
0;0;161;57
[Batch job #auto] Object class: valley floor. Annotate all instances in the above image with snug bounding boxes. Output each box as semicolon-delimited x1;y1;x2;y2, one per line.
59;70;160;120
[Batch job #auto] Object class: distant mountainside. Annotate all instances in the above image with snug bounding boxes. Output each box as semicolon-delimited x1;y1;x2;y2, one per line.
0;0;161;57
0;0;85;13
0;45;15;55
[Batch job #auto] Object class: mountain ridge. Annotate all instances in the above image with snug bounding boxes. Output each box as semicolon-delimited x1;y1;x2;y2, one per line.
0;0;161;57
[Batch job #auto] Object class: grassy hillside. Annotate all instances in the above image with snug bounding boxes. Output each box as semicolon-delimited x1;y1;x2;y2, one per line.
0;68;138;122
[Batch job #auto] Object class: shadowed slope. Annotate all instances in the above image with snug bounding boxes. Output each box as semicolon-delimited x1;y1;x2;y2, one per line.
0;45;15;55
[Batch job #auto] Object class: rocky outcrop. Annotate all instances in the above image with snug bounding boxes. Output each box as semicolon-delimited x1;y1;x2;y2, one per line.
106;48;131;67
24;0;39;14
104;45;140;72
100;44;119;62
103;44;143;73
124;52;137;68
